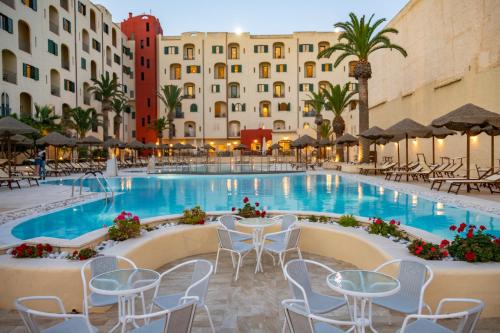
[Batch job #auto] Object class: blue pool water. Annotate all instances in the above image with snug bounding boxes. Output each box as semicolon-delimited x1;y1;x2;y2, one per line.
11;174;500;240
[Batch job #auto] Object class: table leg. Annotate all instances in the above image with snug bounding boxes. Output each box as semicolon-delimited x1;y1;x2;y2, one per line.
254;229;264;273
108;296;126;333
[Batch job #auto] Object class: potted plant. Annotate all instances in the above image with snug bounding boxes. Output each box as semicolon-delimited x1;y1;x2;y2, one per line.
232;197;267;218
108;211;141;241
180;206;207;225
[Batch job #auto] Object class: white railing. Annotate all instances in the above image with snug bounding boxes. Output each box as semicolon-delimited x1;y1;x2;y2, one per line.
72;171;114;202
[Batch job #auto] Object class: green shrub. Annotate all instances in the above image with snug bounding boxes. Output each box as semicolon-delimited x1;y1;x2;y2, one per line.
338;214;359;227
67;248;97;260
318;216;329;223
308;215;318;222
368;217;408;240
108;211;141;241
180;206;207;225
408;239;446;260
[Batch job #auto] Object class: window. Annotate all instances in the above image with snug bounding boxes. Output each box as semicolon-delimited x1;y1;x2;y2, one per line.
77;1;86;15
146;37;150;47
319;81;328;93
299;44;313;52
146;22;150;32
64;79;75;92
259;101;271;117
114;54;121;65
140;40;144;49
18;20;31;53
21;0;37;11
0;13;13;33
273;82;284;97
254;45;268;53
184;44;194;60
146;59;150;68
89;9;96;32
103;23;109;34
164;46;179;54
1;92;10;117
299;84;314;92
318;42;330;57
231;65;242;73
257;84;269;93
170;64;181;80
259;62;270;78
82;29;89;52
214;101;227;118
60;0;69;11
304;62;315;78
228;83;239;98
278;102;290;111
231;103;245;112
81;57;86;69
22;63;39;80
276;64;287;72
147;98;151;107
273;42;284;59
92;39;101;52
228;43;239;59
186;65;201;74
214;63;225;79
212;45;223;54
321;63;333;72
62;18;71;33
184;83;195;98
141;118;145;127
190;104;198;112
48;39;58;55
140;56;144;66
112;29;117;47
211;84;220;93
147;115;151;124
141;72;144;80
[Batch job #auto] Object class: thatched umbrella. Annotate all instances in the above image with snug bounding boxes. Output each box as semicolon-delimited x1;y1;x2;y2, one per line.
37;132;75;169
470;125;500;171
359;126;393;168
431;103;500;184
233;143;247;150
335;133;358;163
291;135;317;166
127;140;144;163
104;138;125;160
0;117;38;177
426;126;456;164
385;119;431;180
202;143;215;151
183;143;196;149
11;134;33;146
78;135;102;165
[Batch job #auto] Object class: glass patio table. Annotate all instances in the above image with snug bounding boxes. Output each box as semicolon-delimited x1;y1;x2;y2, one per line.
327;270;400;333
90;268;160;332
237;217;278;273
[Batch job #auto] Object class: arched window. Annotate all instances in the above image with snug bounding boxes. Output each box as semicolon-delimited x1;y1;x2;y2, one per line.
259;62;270;79
273;42;284;59
112;28;117;47
83;82;91;105
18;20;31;53
82;29;90;52
273;82;285;98
304;62;315;78
184;121;196;137
2;49;17;84
62;103;71;126
190;104;198;112
106;46;112;66
184;83;195;98
229;121;240;137
61;44;70;70
214;101;227;118
49;6;59;35
60;0;69;11
183;43;195;60
170;64;181;80
228;43;239;59
318;41;330;56
303;122;310;129
273;120;285;131
91;109;98;132
19;92;32;118
91;60;97;80
228;82;240;98
259;101;271;118
1;93;10;117
50;69;60;96
214;63;225;79
318;81;329;93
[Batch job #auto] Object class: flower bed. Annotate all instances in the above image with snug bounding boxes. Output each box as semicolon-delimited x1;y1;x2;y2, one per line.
108;211;141;241
367;217;409;241
180;206;207;225
11;243;53;258
233;197;267;218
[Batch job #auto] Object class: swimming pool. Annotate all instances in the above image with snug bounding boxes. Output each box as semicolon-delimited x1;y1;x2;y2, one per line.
11;174;500;240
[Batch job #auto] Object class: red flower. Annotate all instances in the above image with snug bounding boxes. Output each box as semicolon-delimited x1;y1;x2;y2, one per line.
397;221;401;226
374;219;382;225
243;197;249;203
415;246;423;255
44;244;53;252
439;239;449;249
421;241;426;246
133;216;139;221
442;250;449;257
464;251;476;262
199;219;205;225
457;226;465;233
261;211;266;218
389;219;396;225
479;225;486;231
495;238;500;247
430;247;436;252
255;202;260;207
231;207;236;212
449;225;457;231
121;210;126;215
460;222;467;228
466;230;474;239
255;210;261;217
73;250;78;256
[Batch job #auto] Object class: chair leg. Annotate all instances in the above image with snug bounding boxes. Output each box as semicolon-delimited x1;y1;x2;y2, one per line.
235;254;242;281
214;248;220;275
282;318;288;333
203;304;216;333
297;248;303;260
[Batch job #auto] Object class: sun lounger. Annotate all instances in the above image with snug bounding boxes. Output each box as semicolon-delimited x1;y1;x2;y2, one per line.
445;173;500;194
0;168;39;187
359;162;396;175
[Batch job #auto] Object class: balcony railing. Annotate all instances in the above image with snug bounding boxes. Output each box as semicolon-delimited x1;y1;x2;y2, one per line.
184;131;195;137
229;94;240;99
62;61;70;71
51;86;60;97
175;111;184;119
302;110;316;117
183;55;195;60
19;40;30;53
82;42;90;53
278;104;291;111
0;105;11;116
228;131;241;138
49;21;59;35
2;70;17;84
273;93;284;98
215;112;227;118
106;59;112;66
170;75;181;80
259;111;271;118
184;94;195;99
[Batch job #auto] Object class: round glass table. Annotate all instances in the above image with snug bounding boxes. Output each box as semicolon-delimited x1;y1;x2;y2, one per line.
327;270;400;333
237;217;278;273
90;268;160;332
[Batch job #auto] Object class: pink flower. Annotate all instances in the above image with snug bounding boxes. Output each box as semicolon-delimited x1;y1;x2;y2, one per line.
479;225;486;231
243;197;249;204
133;216;139;221
389;219;396;225
231;207;236;212
449;225;457;231
255;202;260;207
439;239;449;249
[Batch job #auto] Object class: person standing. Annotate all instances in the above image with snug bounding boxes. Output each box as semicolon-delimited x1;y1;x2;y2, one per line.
38;148;46;180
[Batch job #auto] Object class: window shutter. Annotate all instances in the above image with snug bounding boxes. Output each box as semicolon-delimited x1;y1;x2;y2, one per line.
309;84;314;92
299;84;303;92
231;65;234;72
197;66;201;73
276;64;279;72
216;85;220;93
287;102;291;111
22;64;27;77
264;84;268;92
175;47;179;54
242;103;246;112
212;46;216;54
321;64;325;71
264;45;268;53
186;65;190;73
284;64;287;72
7;17;13;33
231;103;235;112
254;45;258;53
309;44;313;52
299;45;303;52
164;47;168;54
238;65;242;72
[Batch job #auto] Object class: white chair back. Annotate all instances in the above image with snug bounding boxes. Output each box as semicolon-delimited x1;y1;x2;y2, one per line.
217;227;234;250
280;215;298;231
285;227;301;251
218;215;237;230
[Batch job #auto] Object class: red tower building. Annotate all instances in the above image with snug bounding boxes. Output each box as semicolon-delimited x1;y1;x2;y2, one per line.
121;13;163;144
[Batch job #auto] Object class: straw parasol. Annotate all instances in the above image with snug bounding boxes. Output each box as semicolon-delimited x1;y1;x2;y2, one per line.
359;126;393;168
291;135;317;166
335;133;358;162
172;143;185;150
78;135;102;145
11;134;33;146
0;117;38;177
104;138;125;160
469;125;500;171
183;143;196;149
36;132;75;169
426;126;456;164
431;103;500;184
385;119;431;179
233;143;247;150
126;140;145;164
269;143;282;150
202;143;215;151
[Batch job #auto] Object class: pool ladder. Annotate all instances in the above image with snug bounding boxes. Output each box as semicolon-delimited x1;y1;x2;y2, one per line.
71;171;114;202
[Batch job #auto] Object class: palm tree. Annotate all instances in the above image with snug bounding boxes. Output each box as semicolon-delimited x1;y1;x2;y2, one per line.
324;83;358;161
111;96;130;140
318;13;407;162
157;85;184;140
67;107;100;139
88;72;122;141
307;91;326;141
150;116;168;141
33;104;61;135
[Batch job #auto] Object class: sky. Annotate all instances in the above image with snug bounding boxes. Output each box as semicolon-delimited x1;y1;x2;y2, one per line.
96;0;410;35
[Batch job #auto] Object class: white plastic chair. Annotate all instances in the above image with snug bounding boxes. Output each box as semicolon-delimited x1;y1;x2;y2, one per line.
282;299;356;333
259;227;302;274
370;259;434;319
215;227;256;281
399;298;484;333
121;299;197;333
15;296;97;333
81;255;146;320
152;259;215;333
217;214;252;242
267;215;298;243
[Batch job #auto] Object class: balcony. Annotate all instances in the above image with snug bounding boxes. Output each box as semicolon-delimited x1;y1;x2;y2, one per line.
2;71;17;84
175;111;184;119
302;110;316;117
273;93;284;98
183;56;195;60
184;131;195;137
106;59;112;66
229;94;240;99
259;111;271;118
184;94;195;99
51;86;60;97
228;131;240;138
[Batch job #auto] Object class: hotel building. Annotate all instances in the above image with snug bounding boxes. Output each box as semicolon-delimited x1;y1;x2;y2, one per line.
0;0;135;141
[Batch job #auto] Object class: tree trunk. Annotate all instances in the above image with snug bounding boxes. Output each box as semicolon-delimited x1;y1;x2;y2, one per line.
357;76;370;163
102;101;110;141
332;115;345;162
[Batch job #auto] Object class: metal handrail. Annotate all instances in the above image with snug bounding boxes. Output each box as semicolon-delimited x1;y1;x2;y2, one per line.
71;171;114;202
